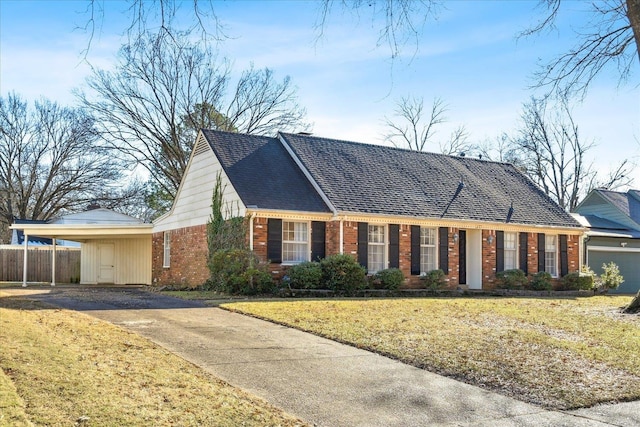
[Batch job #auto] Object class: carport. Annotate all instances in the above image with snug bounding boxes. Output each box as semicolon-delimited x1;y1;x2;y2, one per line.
10;209;153;287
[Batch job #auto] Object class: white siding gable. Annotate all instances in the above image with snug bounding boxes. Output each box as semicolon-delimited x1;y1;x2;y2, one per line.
154;133;246;232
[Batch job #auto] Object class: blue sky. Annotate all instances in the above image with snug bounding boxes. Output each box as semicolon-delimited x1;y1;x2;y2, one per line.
1;0;638;186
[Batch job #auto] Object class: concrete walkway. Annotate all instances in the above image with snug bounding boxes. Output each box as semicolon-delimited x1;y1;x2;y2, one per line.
3;287;639;426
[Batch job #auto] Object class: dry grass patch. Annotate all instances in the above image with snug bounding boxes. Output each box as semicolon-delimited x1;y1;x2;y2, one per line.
0;292;306;427
223;296;639;410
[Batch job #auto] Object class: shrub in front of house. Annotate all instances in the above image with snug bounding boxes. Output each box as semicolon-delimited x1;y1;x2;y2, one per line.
495;269;527;290
597;262;624;292
558;272;593;291
528;271;552;291
372;268;405;290
420;269;446;291
207;249;274;295
285;261;323;289
320;254;366;294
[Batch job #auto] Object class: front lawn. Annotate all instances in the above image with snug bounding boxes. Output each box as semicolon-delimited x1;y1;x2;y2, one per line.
0;292;306;427
222;296;639;410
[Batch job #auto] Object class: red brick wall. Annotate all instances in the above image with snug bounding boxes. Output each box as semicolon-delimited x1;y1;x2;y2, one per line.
446;228;459;288
152;224;209;287
159;217;582;290
483;230;497;288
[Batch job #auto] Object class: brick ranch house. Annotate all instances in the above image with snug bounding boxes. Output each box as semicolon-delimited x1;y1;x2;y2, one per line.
152;130;583;289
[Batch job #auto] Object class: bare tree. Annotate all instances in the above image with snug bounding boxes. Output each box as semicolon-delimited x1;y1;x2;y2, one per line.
0;94;135;242
317;1;639;95
383;96;472;155
509;95;633;211
76;30;308;213
524;0;640;97
315;0;441;59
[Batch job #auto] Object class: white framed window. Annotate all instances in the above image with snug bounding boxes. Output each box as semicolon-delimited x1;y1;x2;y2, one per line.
163;231;171;268
504;232;518;270
368;224;386;273
420;227;437;274
545;235;558;277
282;221;309;264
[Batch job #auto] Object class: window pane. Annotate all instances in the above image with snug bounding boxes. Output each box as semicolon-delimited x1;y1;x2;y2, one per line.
368;225;385;243
420;227;437;273
282;221;308;263
293;222;307;241
545;235;556;251
421;227;435;246
163;232;170;267
367;225;385;273
545;235;557;276
368;244;385;273
504;232;517;270
420;246;436;273
283;242;308;262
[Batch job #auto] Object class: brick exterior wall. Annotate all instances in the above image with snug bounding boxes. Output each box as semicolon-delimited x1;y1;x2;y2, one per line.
152;224;209;287
155;218;582;290
446;227;459;288
482;230;497;288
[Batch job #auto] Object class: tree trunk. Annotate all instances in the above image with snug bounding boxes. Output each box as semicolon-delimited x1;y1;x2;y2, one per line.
623;290;640;314
628;0;640;63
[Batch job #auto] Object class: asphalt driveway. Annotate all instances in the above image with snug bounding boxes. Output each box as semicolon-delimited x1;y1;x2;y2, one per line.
3;286;639;427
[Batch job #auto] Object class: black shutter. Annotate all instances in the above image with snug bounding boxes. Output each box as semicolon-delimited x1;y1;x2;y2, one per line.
459;230;467;285
519;232;528;274
496;231;505;273
311;221;326;261
358;222;368;269
537;233;545;273
267;219;282;263
410;225;421;275
438;227;449;274
388;224;400;269
559;234;568;277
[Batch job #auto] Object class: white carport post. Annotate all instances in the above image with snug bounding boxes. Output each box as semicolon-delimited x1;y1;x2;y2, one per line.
22;234;28;287
51;238;56;287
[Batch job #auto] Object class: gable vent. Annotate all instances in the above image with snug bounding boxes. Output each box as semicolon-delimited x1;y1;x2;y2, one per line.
192;136;209;157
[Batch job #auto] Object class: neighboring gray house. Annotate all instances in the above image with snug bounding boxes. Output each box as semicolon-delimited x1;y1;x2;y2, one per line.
573;189;640;294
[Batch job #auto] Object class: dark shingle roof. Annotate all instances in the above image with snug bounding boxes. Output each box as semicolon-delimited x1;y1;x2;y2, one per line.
279;132;580;227
202;130;331;213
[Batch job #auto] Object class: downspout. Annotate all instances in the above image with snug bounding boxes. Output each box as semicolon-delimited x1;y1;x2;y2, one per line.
339;218;344;254
249;211;257;251
51;238;56;287
22;233;28;287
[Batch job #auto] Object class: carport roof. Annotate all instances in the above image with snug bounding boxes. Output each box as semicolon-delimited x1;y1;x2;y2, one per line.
9;223;153;242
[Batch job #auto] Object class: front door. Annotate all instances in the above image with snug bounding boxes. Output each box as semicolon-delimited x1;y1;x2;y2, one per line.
98;243;115;283
459;229;482;289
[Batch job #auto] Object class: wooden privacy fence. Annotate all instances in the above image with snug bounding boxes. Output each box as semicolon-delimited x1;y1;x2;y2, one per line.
0;246;81;283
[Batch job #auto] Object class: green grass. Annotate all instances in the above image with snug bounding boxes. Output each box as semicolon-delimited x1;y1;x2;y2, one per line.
222;296;639;410
0;292;307;427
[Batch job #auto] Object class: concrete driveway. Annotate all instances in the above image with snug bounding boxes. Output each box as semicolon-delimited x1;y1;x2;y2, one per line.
3;286;639;427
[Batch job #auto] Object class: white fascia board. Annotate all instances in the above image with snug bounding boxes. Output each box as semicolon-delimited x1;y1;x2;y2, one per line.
587;246;640;253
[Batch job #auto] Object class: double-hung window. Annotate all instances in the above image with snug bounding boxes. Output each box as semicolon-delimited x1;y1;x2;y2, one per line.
163;231;171;268
545;235;558;277
420;227;437;273
282;221;309;263
504;232;518;270
368;224;386;273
